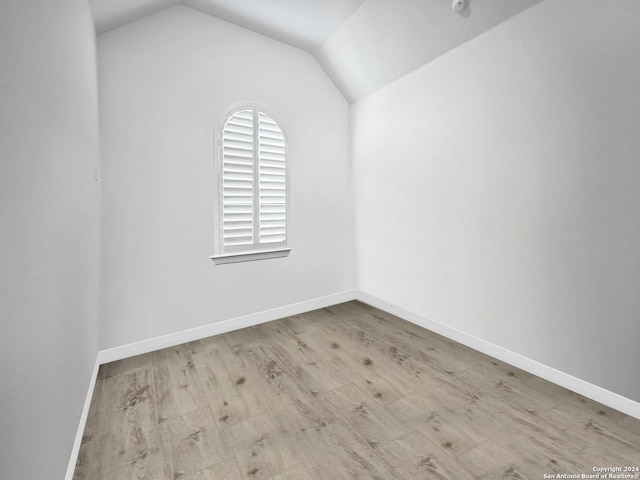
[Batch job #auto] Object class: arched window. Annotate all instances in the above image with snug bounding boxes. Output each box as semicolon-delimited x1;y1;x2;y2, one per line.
211;106;290;264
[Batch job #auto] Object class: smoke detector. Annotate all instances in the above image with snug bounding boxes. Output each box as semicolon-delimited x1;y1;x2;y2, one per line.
452;0;469;13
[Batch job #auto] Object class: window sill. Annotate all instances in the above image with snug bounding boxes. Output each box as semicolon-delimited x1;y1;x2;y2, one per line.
210;248;291;265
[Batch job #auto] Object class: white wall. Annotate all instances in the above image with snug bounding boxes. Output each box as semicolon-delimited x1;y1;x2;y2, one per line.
98;6;354;349
316;0;542;102
353;0;640;403
0;1;100;479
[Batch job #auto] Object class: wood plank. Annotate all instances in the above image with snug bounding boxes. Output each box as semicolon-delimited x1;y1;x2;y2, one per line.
387;390;490;453
72;365;106;480
76;367;171;479
152;344;210;421
178;458;244;479
267;463;314;480
73;301;640;480
321;383;411;444
190;336;265;429
221;412;297;479
538;401;640;463
161;406;226;477
380;430;480;480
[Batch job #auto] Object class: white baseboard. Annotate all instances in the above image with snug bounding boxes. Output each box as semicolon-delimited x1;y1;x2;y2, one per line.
64;357;101;480
98;290;358;364
67;288;640;479
355;291;640;420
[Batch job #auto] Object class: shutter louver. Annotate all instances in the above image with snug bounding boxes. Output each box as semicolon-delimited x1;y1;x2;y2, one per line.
258;112;286;244
222;110;254;246
219;107;286;254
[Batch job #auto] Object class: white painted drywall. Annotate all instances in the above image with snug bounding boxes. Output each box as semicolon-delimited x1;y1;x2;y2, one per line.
184;0;366;51
98;6;354;349
353;0;640;402
316;0;542;102
90;0;179;34
0;1;101;478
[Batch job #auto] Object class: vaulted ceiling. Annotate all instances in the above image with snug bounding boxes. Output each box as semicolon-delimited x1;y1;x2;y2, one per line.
89;0;542;102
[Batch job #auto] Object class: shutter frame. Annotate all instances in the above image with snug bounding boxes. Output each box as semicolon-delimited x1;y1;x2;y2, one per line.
216;104;288;256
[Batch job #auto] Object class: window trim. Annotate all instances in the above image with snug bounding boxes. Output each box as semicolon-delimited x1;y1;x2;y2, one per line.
210;247;291;265
210;103;290;265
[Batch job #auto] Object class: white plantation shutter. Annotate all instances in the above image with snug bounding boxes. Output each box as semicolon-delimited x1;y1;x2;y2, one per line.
222;110;254;247
258;112;286;244
219;107;287;253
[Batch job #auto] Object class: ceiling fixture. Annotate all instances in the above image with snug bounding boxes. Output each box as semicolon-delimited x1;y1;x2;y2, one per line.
452;0;470;14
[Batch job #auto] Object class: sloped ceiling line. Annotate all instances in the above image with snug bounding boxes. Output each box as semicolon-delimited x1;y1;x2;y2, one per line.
89;0;542;103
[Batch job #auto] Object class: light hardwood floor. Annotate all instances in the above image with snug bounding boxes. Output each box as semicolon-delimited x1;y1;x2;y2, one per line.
73;301;640;479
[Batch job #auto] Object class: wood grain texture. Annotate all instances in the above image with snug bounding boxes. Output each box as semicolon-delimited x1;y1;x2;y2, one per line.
73;301;640;479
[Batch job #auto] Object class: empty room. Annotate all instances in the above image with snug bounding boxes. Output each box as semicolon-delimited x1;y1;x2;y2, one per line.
1;0;639;479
